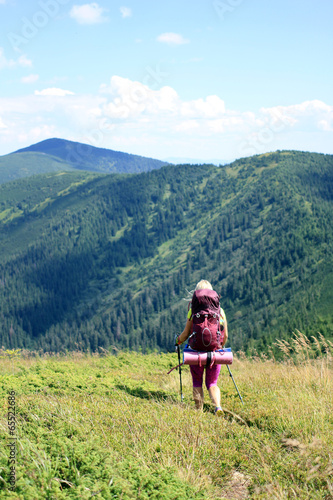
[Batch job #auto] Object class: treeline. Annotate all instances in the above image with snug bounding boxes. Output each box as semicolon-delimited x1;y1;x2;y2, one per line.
0;151;332;354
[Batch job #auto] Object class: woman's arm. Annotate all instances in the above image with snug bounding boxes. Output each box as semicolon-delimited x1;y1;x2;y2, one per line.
222;317;228;347
177;317;193;345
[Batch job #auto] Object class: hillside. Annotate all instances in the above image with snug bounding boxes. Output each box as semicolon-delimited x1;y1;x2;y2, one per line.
0;138;169;184
0;150;332;353
0;341;332;499
12;138;168;175
0;151;75;184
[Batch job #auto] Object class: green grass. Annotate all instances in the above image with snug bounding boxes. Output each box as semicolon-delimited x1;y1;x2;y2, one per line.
0;334;332;499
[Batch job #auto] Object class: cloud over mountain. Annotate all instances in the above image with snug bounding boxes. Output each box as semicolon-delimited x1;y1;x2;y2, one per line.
0;75;332;161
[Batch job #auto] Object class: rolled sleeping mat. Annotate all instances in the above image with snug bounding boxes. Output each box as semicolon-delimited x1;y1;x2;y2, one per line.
183;347;233;368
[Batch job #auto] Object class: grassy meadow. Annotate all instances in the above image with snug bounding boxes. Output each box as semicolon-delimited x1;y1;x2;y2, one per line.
0;333;332;499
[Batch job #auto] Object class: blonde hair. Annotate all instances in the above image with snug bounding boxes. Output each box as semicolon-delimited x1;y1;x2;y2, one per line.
183;280;213;302
195;280;213;291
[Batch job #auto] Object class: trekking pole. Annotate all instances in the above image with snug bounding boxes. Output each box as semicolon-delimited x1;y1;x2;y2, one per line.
177;345;184;402
226;365;244;405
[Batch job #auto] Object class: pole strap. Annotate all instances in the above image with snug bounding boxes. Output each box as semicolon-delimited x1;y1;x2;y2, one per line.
167;363;183;375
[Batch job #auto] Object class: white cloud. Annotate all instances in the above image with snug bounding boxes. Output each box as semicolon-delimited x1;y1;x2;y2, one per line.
0;92;106;154
260;100;333;130
17;55;32;67
0;77;332;161
181;95;226;118
157;32;189;46
70;3;108;25
34;88;75;96
318;120;333;132
120;6;132;18
25;125;58;144
0;47;32;70
175;120;200;132
237;100;333;157
0;48;14;69
21;74;39;84
100;76;180;119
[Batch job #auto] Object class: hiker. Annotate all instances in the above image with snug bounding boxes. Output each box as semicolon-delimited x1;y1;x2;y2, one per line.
175;280;228;415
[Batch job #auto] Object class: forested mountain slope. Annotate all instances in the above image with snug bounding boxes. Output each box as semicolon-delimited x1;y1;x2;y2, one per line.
0;151;75;184
0;150;332;353
15;138;169;173
0;138;169;184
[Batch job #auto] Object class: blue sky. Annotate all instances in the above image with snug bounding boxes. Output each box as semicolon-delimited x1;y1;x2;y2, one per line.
0;0;332;162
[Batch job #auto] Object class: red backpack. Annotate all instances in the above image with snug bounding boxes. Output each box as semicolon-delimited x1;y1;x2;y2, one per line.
188;289;224;352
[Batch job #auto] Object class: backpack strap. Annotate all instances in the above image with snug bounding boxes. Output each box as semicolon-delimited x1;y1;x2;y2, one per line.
205;351;216;368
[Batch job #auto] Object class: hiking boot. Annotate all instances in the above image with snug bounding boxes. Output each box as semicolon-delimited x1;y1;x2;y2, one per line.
214;407;223;417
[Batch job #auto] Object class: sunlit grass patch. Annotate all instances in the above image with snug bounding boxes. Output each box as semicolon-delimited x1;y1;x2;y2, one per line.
0;335;332;498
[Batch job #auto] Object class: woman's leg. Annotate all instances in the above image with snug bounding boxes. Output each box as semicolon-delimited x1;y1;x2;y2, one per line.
190;365;204;410
206;364;222;408
208;385;221;407
193;387;204;410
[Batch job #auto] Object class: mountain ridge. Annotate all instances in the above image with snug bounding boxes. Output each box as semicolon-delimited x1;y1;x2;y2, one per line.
0;137;170;184
0;150;332;353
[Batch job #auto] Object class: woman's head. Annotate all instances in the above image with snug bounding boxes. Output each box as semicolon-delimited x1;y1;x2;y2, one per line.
195;280;213;291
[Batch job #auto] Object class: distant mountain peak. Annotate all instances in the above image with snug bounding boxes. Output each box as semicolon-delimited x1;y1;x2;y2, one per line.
4;138;169;180
0;138;171;184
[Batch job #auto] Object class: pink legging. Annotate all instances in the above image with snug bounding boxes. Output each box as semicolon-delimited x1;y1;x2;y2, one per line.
190;364;221;389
